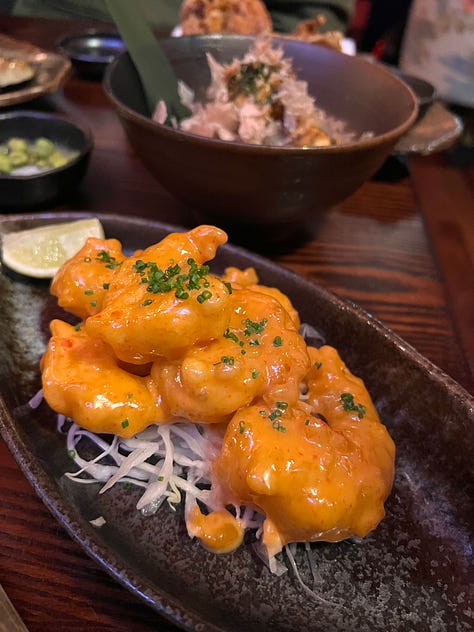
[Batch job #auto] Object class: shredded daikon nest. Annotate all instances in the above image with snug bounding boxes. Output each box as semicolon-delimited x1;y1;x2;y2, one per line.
60;414;340;604
62;418;268;551
65;420;217;513
30;322;345;602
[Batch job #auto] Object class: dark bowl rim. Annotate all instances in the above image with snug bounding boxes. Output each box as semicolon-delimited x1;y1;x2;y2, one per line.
384;66;437;109
0;110;94;181
56;29;125;64
103;34;419;155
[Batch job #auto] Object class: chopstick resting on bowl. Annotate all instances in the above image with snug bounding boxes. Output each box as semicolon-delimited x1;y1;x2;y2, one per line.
0;583;29;632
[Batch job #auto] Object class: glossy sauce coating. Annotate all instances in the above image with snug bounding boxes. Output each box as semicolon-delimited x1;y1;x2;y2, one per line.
151;287;309;423
186;506;244;554
42;225;395;557
41;320;167;437
86;225;230;363
50;237;125;319
212;346;395;557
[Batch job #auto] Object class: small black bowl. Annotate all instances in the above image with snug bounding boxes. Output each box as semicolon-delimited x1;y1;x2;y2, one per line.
389;69;436;117
57;30;126;79
0;110;93;209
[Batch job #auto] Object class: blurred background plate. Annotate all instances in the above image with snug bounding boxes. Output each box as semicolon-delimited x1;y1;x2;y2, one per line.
0;34;71;107
57;30;126;79
393;101;464;156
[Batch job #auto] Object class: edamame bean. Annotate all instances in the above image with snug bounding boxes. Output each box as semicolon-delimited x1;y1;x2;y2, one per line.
0;136;74;174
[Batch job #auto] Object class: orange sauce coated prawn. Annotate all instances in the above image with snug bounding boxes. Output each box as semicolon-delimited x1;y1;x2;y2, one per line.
151;287;309;423
51;237;125;320
212;347;395;557
41;320;168;437
85;226;231;363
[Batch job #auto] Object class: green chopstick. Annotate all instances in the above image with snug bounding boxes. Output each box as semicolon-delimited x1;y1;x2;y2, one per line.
105;0;190;122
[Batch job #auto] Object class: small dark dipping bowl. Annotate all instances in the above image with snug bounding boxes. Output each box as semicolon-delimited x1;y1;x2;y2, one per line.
58;31;126;78
104;35;418;238
0;111;92;210
390;69;436;117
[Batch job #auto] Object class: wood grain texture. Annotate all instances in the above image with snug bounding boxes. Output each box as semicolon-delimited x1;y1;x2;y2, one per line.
0;15;472;632
408;153;474;382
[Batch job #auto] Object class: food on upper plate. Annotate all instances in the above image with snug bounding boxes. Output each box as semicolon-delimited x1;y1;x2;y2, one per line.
179;1;343;51
286;15;343;51
180;0;272;35
155;36;365;147
40;223;395;563
0;56;35;88
0;136;77;175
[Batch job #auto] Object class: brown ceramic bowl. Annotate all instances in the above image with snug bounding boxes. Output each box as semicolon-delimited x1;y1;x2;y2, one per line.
103;35;417;239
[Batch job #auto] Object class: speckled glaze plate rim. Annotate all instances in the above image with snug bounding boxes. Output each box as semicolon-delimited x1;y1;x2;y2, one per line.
0;212;473;632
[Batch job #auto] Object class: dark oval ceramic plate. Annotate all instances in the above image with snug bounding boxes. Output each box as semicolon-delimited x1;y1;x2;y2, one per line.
0;212;473;632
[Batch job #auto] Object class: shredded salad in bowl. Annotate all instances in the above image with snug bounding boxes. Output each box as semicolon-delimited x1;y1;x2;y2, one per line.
153;36;372;147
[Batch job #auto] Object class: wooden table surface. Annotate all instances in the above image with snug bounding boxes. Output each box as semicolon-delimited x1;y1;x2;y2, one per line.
0;15;473;632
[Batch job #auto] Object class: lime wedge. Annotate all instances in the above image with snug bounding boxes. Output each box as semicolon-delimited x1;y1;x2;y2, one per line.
1;218;105;279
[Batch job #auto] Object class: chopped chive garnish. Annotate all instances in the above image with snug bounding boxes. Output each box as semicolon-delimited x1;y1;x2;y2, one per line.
84;289;94;296
340;392;366;419
243;318;267;336
239;420;246;434
96;250;122;269
273;336;283;347
268;409;282;421
175;288;189;300
224;329;239;343
132;257;211;301
121;418;130;429
220;356;235;366
197;290;212;303
272;420;286;432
